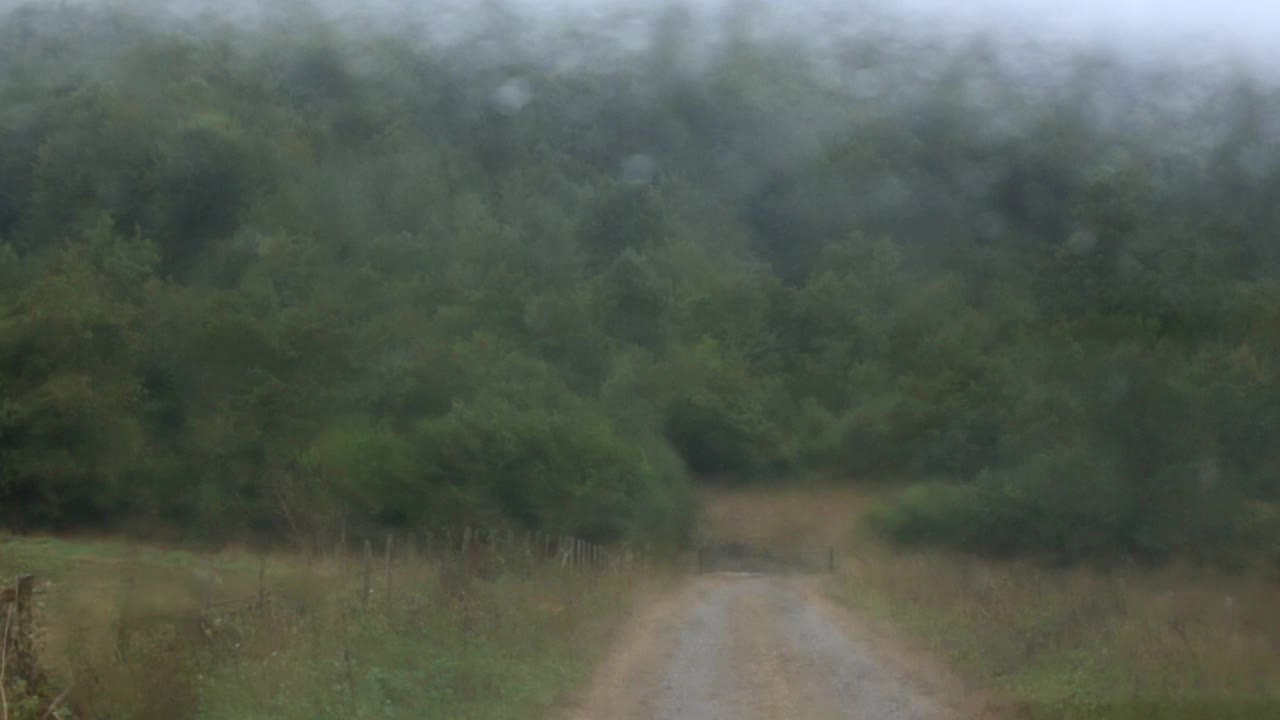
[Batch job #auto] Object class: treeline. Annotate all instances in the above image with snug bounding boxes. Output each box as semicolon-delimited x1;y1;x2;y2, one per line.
1;2;1279;562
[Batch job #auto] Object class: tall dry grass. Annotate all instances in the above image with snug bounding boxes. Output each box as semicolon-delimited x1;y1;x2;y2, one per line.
2;534;660;720
698;484;872;550
836;543;1280;719
699;485;1280;719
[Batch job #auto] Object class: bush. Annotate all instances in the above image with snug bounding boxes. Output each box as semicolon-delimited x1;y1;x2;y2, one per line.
657;340;787;479
871;443;1265;565
410;388;691;543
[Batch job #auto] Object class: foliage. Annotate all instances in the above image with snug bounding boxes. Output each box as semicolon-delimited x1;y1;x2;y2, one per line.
1;2;1280;561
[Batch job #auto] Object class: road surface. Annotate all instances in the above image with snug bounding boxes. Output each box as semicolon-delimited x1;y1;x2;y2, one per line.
567;574;964;720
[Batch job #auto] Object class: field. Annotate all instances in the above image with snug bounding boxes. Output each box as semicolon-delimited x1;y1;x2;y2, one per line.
0;532;661;720
6;488;1280;720
701;485;1280;720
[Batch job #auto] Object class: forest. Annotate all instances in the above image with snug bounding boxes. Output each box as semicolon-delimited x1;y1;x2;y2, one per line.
1;0;1279;565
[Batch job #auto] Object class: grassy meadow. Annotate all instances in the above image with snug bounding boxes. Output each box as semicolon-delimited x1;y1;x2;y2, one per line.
0;533;658;720
700;485;1280;720
835;541;1280;720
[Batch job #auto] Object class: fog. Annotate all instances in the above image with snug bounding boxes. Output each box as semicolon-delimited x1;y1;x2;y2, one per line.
891;0;1278;57
8;0;1279;74
6;0;1264;216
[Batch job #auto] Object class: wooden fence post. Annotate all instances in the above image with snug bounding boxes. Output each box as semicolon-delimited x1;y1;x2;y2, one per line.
384;533;394;607
339;518;348;565
0;583;11;665
12;575;46;693
202;558;214;610
116;568;136;661
257;554;267;611
362;539;373;609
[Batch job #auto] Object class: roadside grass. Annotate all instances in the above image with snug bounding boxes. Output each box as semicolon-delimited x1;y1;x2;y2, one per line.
697;485;1280;720
832;525;1280;719
834;538;1280;717
0;533;659;720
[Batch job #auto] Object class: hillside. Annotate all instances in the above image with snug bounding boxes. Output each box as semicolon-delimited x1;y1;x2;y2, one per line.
1;1;1279;566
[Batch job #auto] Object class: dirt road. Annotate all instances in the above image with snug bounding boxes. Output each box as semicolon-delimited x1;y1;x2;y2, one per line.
567;574;961;720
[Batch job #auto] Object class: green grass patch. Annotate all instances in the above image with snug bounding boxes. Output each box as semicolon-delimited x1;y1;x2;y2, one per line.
0;534;656;720
829;541;1280;720
196;573;625;720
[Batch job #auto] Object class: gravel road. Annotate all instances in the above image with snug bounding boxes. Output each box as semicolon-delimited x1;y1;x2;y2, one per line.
567;574;956;720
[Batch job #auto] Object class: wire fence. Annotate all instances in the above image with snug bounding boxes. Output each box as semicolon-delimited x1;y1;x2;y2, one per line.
1;526;645;716
53;528;636;626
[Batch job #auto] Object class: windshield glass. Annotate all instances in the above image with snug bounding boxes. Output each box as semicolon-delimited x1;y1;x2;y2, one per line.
1;2;1277;719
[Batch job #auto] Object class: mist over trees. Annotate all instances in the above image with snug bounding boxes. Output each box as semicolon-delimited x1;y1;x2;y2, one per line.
1;1;1278;563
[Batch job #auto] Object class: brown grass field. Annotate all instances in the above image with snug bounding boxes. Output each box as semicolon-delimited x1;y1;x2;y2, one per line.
0;533;662;720
5;487;1279;720
700;484;1280;720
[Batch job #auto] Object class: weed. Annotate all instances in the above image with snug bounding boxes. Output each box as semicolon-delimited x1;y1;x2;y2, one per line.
0;534;655;720
695;485;1280;720
833;540;1280;719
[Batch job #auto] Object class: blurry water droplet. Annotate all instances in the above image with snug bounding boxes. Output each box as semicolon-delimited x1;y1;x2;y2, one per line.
1067;228;1098;255
849;68;885;99
962;77;998;110
1237;143;1270;181
349;48;379;78
868;175;909;211
977;212;1006;241
1107;370;1130;399
1101;146;1134;173
95;174;126;208
492;77;532;115
1199;457;1222;489
620;154;658;184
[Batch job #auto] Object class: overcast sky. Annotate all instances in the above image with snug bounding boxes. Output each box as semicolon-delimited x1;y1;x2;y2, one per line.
888;0;1278;55
486;0;1280;77
12;0;1280;71
425;0;1280;71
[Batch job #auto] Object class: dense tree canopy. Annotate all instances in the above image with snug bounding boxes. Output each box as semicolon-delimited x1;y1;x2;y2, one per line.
1;2;1278;562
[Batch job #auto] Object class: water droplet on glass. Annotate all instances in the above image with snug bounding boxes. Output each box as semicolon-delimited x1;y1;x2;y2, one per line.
1199;457;1222;489
620;154;658;184
849;68;885;99
1067;228;1098;255
492;77;532;115
977;212;1006;241
1237;143;1270;181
